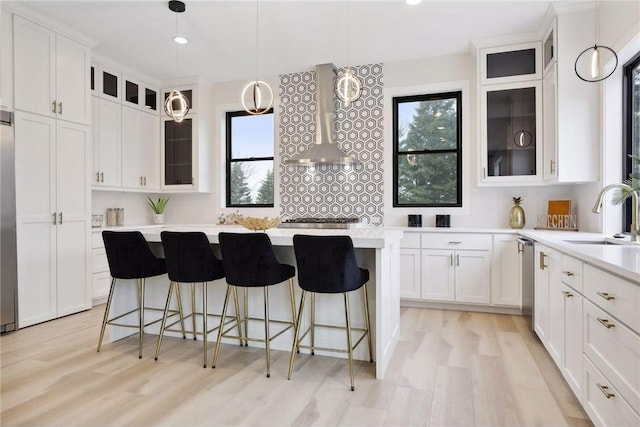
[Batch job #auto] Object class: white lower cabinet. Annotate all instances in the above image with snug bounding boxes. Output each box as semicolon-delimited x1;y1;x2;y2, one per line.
399;248;421;299
534;243;560;343
15;111;91;328
421;250;455;301
562;282;583;397
491;235;521;307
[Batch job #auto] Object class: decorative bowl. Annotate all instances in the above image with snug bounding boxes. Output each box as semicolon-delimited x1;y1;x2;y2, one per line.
233;215;281;231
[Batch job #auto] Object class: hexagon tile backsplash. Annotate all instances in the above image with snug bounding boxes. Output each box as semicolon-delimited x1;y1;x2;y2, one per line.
279;63;384;224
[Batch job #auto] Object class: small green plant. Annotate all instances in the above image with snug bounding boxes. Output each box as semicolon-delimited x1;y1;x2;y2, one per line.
147;196;169;214
612;154;640;205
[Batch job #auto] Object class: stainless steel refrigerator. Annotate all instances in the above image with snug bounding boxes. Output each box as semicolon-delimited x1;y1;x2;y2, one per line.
1;109;17;333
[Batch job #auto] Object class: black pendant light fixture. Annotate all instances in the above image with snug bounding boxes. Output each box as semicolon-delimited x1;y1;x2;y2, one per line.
574;0;618;82
165;0;191;122
241;0;273;115
335;0;363;107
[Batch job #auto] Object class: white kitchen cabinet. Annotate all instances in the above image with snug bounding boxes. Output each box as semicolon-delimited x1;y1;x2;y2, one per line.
1;10;13;110
491;234;521;307
13;15;89;125
480;42;542;85
160;81;211;193
399;248;421;299
542;10;599;183
561;282;583;398
479;81;543;184
92;96;122;187
15;111;91;328
534;243;560;343
91;232;110;304
421;233;491;304
122;106;160;190
123;75;159;114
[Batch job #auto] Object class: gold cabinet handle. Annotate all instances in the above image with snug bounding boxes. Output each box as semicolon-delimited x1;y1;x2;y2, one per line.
596;291;615;301
539;252;547;270
448;241;462;244
597;318;615;329
562;271;574;277
96;172;100;182
456;254;460;266
51;100;57;113
139;176;143;186
450;254;453;266
550;160;556;174
58;212;63;224
100;172;104;183
52;212;57;225
562;291;574;297
143;176;146;186
58;102;63;115
597;383;615;399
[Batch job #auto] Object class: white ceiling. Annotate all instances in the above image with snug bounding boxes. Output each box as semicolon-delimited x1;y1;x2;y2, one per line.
6;0;566;84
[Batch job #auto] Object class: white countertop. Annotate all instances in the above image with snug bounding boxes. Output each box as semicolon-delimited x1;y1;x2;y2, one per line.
387;226;516;234
520;230;640;284
95;223;403;249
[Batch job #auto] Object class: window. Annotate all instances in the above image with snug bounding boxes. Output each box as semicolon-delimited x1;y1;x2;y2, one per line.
393;92;462;207
623;52;640;233
226;110;275;207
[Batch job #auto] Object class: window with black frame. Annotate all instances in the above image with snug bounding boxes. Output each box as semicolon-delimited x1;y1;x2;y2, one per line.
393;92;462;207
623;52;640;233
226;109;274;207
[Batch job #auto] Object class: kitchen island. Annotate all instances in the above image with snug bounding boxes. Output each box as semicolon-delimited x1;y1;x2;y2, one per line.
103;224;403;379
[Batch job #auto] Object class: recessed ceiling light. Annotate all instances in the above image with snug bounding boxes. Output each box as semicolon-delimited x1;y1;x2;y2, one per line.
406;0;423;5
173;36;188;44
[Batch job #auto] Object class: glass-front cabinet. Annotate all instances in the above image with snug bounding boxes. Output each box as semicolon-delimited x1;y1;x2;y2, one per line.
480;81;542;183
162;116;194;188
480;42;542;85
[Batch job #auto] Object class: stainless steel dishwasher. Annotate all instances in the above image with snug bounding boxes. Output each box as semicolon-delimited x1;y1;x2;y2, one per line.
517;237;535;331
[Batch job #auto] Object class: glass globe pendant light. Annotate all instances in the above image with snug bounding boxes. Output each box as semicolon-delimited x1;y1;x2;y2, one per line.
335;0;363;108
574;0;618;82
165;1;191;122
241;0;273;115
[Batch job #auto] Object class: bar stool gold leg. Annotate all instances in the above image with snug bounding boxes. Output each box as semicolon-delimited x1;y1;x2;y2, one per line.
344;292;355;391
288;278;297;329
174;282;187;339
232;286;243;346
212;285;232;368
362;284;373;363
97;278;117;352
154;281;175;361
138;278;145;360
288;290;307;380
310;293;316;355
190;283;197;340
202;282;208;368
264;286;271;378
244;288;249;347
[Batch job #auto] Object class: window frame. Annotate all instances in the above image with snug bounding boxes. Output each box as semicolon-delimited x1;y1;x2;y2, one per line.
392;91;463;208
622;51;640;233
225;109;275;208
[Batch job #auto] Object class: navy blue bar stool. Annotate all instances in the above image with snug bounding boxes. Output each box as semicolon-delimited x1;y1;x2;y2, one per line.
156;231;241;367
288;234;373;391
212;232;297;378
99;231;180;359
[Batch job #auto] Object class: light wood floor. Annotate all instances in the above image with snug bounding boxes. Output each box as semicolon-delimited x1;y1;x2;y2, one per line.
1;306;592;427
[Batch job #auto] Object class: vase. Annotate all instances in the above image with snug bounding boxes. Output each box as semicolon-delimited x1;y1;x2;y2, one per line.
509;204;525;229
153;213;165;224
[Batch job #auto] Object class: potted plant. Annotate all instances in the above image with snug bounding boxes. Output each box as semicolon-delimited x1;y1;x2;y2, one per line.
148;196;169;224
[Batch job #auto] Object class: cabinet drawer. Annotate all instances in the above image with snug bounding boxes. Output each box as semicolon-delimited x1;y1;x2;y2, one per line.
583;356;640;427
583;299;640;413
400;233;421;249
583;265;640;331
92;248;109;274
92;231;105;249
561;254;583;293
421;233;491;250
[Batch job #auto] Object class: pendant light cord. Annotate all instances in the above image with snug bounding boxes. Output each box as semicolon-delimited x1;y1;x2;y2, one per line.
594;0;599;47
256;0;259;81
346;0;351;69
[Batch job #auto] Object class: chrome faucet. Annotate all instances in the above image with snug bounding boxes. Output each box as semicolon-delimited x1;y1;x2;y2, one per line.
592;183;639;242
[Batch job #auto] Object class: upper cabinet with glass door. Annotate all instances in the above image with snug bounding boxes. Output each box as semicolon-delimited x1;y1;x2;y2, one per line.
91;63;121;102
480;81;542;184
480;42;542;85
122;75;159;114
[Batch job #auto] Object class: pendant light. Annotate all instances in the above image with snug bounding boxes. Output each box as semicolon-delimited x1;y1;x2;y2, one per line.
241;0;273;115
165;0;191;122
335;0;363;108
574;0;618;82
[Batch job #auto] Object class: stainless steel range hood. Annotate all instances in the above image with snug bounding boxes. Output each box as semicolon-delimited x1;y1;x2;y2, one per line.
284;63;358;165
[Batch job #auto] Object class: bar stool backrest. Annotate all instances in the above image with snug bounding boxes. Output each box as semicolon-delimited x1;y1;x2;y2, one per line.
218;232;292;287
102;231;166;280
160;231;224;283
293;235;367;294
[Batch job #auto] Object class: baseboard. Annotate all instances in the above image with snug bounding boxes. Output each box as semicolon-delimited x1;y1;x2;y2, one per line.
400;299;523;316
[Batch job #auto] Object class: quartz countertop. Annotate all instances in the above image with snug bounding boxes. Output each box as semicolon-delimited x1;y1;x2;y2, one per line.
520;230;640;284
